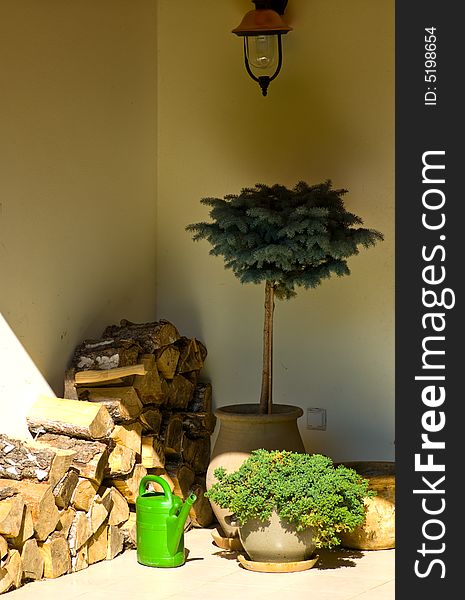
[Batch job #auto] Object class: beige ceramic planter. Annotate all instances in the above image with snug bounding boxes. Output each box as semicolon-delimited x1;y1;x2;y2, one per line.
239;509;316;563
338;461;395;550
206;403;304;538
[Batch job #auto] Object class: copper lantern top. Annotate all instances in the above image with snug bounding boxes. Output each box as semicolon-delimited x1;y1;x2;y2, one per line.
232;9;293;36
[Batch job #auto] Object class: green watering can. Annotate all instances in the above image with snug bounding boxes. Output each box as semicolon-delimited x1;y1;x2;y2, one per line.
136;474;196;568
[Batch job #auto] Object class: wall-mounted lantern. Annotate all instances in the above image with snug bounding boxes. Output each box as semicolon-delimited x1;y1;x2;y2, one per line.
232;0;292;97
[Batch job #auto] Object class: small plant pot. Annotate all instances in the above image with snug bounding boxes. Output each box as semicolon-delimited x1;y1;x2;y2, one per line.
239;509;316;563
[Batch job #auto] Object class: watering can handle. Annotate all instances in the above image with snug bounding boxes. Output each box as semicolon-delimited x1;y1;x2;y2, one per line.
139;475;173;500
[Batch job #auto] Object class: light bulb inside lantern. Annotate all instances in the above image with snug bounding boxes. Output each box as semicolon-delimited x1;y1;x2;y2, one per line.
246;35;278;69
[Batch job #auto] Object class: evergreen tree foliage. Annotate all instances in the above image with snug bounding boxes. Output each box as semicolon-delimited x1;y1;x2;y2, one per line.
186;181;383;300
186;180;383;414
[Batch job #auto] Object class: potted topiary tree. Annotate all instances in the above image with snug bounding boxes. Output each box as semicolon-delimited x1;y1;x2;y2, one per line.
187;180;383;415
186;180;383;536
205;449;374;568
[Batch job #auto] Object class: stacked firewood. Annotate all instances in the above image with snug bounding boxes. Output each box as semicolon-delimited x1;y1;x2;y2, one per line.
0;319;215;594
0;429;135;592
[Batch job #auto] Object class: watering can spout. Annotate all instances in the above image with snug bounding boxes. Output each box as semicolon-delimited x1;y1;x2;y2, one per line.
168;492;197;555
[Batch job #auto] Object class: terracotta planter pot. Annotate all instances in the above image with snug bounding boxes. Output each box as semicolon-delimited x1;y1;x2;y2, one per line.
239;509;315;563
338;461;395;550
206;403;304;538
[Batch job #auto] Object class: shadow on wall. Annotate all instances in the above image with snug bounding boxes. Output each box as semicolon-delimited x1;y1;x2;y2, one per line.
0;313;53;439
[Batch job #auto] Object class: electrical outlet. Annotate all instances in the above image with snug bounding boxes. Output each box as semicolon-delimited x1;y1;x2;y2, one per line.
306;408;327;430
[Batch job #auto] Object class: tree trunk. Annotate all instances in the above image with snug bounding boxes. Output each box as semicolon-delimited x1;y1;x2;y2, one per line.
259;281;275;414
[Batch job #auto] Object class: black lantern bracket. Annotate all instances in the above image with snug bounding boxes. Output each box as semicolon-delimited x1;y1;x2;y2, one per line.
253;1;288;16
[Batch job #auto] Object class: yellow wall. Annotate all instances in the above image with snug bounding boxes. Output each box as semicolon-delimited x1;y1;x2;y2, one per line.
0;0;157;436
157;0;394;460
0;0;394;459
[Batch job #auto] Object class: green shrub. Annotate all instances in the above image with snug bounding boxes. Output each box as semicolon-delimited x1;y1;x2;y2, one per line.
206;449;374;548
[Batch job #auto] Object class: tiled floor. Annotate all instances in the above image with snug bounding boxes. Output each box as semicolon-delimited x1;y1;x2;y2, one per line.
7;527;395;600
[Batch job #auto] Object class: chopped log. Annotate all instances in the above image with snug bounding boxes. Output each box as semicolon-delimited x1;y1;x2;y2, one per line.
164;462;194;532
56;507;76;538
164;375;195;410
102;487;129;527
90;504;107;535
156;346;180;380
40;445;77;489
27;396;114;440
160;414;184;455
0;566;13;594
64;368;79;400
72;338;141;371
68;511;92;554
175;337;205;373
161;377;170;401
75;364;146;385
189;476;213;528
133;354;164;405
102;319;180;353
0;480;60;542
20;538;44;581
52;468;80;509
71;478;99;512
82;377;130;388
165;463;195;500
141;436;165;469
0;435;52;482
72;366;135;390
196;339;207;363
139;407;163;435
90;493;112;534
106;525;124;560
119;512;136;549
5;549;22;589
111;464;147;504
88;524;108;565
98;488;113;513
181;411;216;437
0;487;18;503
71;545;88;572
182;435;211;474
187;382;212;413
38;434;109;486
40;533;70;578
110;423;142;456
0;434;75;487
0;536;7;561
74;449;107;486
0;494;24;538
107;444;136;477
11;505;34;548
77;387;143;423
181;370;198;387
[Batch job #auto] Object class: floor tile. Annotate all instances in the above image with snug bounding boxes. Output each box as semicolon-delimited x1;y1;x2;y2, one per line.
348;580;395;600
